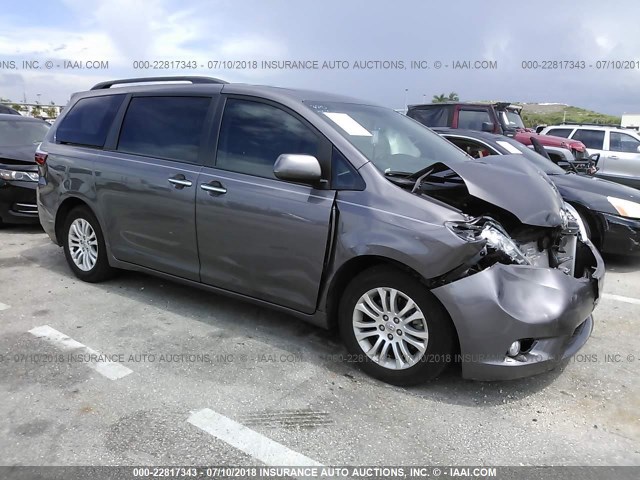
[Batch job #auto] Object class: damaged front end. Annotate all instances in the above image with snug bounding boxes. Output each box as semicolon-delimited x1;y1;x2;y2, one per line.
438;204;587;286
406;158;605;381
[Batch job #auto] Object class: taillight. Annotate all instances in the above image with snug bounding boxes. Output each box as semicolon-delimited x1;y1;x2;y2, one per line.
35;147;48;165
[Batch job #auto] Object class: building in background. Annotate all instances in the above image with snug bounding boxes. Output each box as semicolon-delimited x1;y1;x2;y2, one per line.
621;113;640;130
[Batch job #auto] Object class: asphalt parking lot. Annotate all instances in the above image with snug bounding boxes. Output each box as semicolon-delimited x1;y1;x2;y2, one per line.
0;224;639;467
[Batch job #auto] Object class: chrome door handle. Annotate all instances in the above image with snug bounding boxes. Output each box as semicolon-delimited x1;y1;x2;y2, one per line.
609;155;619;159
168;175;192;188
201;183;227;194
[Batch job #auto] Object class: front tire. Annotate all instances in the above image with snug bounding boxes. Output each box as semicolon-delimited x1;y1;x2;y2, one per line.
338;266;455;386
62;206;115;282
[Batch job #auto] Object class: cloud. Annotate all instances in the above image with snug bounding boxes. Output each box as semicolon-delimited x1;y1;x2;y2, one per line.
1;0;639;114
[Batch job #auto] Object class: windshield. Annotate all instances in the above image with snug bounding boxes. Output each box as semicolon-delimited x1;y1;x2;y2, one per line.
306;101;471;175
495;137;566;175
0;120;50;147
499;110;526;129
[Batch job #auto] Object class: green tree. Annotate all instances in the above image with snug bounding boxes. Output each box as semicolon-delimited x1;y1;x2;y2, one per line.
432;93;448;103
31;105;42;117
10;103;23;112
45;101;57;118
447;92;459;101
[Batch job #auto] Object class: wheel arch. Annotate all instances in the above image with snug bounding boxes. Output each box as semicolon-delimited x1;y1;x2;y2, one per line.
568;201;605;248
323;255;461;354
54;197;104;246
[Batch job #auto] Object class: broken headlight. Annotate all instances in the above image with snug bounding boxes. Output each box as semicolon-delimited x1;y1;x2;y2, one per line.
563;202;588;241
447;219;532;266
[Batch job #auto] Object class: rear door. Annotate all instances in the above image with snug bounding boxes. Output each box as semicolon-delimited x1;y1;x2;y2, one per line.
195;97;335;313
603;131;640;188
95;94;215;280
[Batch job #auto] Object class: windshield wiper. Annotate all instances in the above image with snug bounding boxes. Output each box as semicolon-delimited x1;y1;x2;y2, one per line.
384;170;412;178
411;167;436;193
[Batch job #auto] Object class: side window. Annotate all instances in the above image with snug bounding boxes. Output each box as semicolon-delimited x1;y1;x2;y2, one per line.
117;96;210;164
216;99;320;179
609;132;640;154
446;137;494;158
546;128;573;138
409;107;452;127
457;110;492;130
56;94;124;148
571;129;605;150
331;148;364;190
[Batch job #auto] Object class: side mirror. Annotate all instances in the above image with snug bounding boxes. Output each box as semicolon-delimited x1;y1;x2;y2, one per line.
589;153;600;165
273;154;322;184
481;121;494;132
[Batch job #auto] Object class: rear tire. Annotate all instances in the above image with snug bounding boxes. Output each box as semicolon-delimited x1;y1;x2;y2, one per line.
338;266;455;386
62;206;116;282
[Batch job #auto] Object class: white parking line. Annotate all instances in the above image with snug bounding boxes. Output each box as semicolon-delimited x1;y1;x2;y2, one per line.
28;325;133;380
602;293;640;306
0;302;11;311
188;408;323;467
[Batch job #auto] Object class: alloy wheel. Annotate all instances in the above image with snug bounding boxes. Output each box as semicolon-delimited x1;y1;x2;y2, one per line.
67;218;98;272
352;287;429;370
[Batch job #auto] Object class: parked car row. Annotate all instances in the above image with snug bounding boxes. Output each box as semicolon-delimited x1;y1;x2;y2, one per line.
26;76;608;386
540;124;640;190
432;128;640;256
406;101;591;160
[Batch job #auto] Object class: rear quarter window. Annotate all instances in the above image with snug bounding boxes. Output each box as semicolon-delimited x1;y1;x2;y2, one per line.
408;106;453;127
55;94;124;148
546;128;573;138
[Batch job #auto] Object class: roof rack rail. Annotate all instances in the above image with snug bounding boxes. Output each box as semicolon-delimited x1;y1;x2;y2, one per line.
560;121;623;128
90;76;228;90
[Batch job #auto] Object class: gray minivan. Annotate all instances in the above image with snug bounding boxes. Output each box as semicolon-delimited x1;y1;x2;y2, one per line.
37;77;604;385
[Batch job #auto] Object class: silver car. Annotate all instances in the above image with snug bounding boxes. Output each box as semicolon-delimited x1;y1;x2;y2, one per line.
542;124;640;189
37;77;604;385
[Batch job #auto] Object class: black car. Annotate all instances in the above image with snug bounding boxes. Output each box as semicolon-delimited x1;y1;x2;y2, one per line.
435;128;640;256
0;114;50;226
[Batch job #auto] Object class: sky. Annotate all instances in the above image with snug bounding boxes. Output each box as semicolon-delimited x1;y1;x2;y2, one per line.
0;0;639;114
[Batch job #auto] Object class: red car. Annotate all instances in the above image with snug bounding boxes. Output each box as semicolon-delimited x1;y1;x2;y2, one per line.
407;102;588;159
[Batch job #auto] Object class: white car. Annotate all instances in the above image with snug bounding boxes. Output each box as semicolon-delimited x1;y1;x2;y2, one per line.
541;124;640;190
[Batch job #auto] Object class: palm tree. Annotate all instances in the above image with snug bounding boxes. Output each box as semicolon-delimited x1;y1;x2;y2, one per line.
432;94;448;103
447;92;460;101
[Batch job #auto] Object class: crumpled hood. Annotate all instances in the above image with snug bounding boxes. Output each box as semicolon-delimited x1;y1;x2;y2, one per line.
435;154;566;227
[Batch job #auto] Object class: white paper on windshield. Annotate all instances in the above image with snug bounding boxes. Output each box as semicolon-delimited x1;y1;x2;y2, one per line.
323;112;372;136
496;140;523;154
